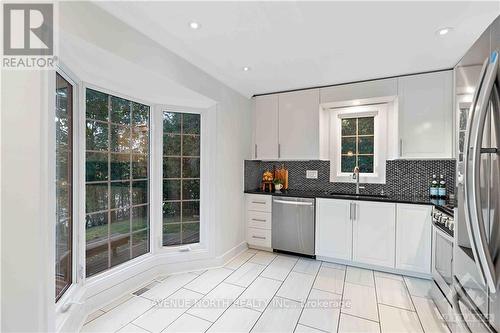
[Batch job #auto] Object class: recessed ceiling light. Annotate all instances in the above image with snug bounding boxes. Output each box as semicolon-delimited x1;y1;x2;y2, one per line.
189;21;200;30
437;27;452;36
242;66;251;72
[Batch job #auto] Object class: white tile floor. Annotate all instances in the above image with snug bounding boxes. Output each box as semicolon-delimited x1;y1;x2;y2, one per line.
81;249;450;333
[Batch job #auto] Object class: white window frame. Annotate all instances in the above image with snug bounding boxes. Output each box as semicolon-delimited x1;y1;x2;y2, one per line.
80;82;156;283
155;104;214;255
329;104;387;184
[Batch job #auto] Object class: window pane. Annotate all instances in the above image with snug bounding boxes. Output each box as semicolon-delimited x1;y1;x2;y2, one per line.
86;152;108;182
341;118;356;136
163;202;181;223
163;157;181;178
163;134;181;156
132;154;148;179
163;223;181;246
183;201;200;222
358;136;374;154
341;155;356;173
55;73;73;300
341;137;356;155
110;125;130;153
163;112;182;134
182;223;199;244
132;102;149;126
85;88;149;276
183;114;201;134
358;156;374;173
182;158;200;178
131;180;148;205
163;180;181;200
85;212;109;277
183;180;200;200
86;89;108;121
183;135;200;156
163;111;201;247
110;153;130;181
110;181;130;209
132;205;148;231
86;183;108;213
110;96;130;125
358;117;374;135
86;121;108;151
132;230;149;258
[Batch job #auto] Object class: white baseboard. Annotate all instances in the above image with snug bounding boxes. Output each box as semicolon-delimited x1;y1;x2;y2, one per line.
59;242;248;333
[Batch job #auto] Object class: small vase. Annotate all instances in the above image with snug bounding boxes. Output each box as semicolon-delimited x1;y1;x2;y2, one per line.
274;184;283;192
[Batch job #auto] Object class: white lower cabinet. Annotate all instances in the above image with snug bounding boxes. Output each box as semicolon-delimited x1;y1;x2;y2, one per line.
395;204;432;274
316;198;432;275
352;201;396;268
315;198;352;260
246;194;272;250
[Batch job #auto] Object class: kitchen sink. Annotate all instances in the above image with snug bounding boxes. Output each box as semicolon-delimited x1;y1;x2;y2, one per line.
329;192;388;198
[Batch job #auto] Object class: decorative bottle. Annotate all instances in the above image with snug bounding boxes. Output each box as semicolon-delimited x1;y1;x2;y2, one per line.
438;175;446;198
430;175;438;198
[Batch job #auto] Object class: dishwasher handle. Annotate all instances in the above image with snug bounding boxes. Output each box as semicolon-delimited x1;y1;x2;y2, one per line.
273;199;313;206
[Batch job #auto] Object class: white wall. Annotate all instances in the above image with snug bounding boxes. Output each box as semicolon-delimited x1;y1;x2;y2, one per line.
1;70;55;332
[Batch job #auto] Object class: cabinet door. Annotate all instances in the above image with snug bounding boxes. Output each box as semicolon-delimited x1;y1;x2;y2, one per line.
396;204;432;274
352;201;396;268
315;198;352;260
320;78;397;104
254;95;279;159
398;71;453;158
278;89;319;159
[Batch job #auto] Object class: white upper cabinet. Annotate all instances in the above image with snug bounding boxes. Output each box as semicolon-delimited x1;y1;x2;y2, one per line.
254;94;279;160
398;71;453;158
315;198;352;260
395;204;432;274
319;78;398;104
352;201;396;268
278;89;320;159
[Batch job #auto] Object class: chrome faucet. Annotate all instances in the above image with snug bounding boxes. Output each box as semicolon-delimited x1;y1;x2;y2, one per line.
352;166;364;195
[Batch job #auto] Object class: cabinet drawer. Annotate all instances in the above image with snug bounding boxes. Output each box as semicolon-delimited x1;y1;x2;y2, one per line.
247;211;272;230
247;227;272;248
246;194;272;212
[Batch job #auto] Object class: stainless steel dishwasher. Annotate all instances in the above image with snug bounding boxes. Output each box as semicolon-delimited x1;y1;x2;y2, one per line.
272;196;315;257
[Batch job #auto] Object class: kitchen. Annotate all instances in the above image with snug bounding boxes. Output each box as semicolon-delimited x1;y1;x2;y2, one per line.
1;2;500;333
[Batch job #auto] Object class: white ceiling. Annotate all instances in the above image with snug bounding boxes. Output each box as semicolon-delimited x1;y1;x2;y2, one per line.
97;1;499;97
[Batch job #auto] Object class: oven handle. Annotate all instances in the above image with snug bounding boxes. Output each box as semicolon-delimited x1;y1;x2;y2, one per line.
452;277;496;333
273;199;313;206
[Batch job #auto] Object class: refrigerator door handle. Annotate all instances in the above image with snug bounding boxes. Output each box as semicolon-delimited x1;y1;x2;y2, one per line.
452;277;496;333
467;52;499;293
464;57;490;289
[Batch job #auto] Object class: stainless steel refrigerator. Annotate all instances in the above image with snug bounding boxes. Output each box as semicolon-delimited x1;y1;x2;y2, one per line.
454;14;500;332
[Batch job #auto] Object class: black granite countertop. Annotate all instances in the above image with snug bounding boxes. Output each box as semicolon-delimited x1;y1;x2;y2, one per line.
244;189;453;207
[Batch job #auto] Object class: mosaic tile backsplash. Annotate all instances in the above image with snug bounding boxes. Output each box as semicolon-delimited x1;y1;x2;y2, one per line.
244;159;456;197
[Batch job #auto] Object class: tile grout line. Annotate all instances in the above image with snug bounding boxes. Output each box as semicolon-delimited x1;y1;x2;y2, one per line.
292;260;322;333
402;277;426;333
129;322;153;333
298;322;330;333
248;253;301;332
336;262;348;333
372;269;382;333
340;312;380;325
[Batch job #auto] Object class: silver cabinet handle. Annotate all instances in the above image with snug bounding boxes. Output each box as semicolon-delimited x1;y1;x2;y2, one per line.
255;144;257;159
252;201;266;204
252;235;266;240
353;203;357;220
349;202;353;220
399;139;403;157
251;218;266;222
278;143;281;158
273;199;313;206
464;54;498;292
